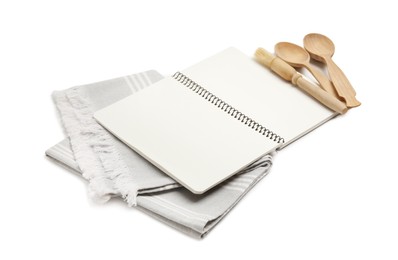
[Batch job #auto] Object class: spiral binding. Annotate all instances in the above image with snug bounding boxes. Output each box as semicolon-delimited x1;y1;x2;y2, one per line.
172;72;285;144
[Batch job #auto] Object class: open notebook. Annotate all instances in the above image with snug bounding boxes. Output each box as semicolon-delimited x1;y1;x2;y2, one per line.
94;47;336;194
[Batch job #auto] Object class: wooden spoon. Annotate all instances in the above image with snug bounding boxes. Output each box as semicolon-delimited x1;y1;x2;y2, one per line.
275;42;337;98
303;33;361;107
255;48;347;114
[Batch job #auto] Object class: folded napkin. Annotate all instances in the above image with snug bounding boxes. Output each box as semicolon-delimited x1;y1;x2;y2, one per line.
46;70;273;238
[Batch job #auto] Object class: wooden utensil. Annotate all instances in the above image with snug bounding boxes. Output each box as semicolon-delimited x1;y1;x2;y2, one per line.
274;42;338;98
303;33;361;107
255;48;347;114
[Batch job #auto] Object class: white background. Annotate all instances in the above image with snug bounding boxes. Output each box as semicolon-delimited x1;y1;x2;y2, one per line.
1;0;397;259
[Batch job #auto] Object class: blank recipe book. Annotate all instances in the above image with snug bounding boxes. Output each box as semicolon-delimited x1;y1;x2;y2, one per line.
94;47;336;193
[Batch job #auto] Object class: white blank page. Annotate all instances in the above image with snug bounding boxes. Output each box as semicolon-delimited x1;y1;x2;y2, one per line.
182;47;335;145
94;76;278;194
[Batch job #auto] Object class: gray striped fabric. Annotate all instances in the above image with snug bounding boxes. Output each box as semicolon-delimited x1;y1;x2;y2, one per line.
46;70;273;238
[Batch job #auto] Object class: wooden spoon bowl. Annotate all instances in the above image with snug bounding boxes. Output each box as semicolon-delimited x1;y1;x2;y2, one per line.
303;33;335;62
275;42;337;97
303;33;361;107
275;42;310;67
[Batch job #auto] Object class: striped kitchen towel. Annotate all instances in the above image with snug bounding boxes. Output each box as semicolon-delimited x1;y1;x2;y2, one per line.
46;70;273;238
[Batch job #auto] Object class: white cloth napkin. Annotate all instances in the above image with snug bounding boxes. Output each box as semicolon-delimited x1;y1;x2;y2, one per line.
46;70;273;238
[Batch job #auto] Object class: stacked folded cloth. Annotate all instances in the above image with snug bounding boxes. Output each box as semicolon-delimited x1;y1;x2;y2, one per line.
46;70;273;238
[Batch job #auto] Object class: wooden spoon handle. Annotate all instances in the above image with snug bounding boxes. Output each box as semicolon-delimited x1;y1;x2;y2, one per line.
305;63;338;99
324;57;361;107
255;48;347;114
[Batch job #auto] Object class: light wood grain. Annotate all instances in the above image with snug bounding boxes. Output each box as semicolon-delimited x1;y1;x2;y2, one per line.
275;42;338;99
255;48;347;114
303;33;361;107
